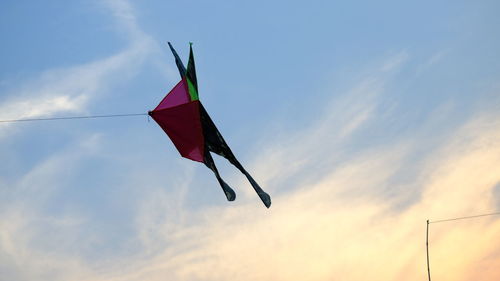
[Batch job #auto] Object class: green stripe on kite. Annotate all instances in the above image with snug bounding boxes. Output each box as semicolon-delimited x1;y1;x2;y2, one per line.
187;78;199;100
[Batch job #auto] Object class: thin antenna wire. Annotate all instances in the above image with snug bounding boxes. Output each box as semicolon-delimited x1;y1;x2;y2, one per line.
0;113;148;123
426;220;431;281
426;211;500;281
429;211;500;224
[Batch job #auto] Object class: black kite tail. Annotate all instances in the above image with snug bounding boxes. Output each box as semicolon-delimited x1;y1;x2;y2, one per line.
200;104;271;208
232;160;271;208
203;149;236;201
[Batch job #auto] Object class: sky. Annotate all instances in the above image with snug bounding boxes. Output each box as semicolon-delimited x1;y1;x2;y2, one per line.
1;0;500;280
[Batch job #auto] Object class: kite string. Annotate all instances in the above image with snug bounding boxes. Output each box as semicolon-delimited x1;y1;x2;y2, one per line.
0;113;148;123
426;210;500;281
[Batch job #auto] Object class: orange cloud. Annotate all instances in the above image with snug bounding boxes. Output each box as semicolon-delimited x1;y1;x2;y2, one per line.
2;52;499;281
110;105;500;281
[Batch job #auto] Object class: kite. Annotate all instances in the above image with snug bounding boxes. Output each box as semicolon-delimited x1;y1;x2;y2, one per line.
148;43;271;208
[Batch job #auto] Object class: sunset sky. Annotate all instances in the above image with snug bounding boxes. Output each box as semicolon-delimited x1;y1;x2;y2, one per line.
1;0;500;280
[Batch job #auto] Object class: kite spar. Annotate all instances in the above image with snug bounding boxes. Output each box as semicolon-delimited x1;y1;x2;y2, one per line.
148;43;271;208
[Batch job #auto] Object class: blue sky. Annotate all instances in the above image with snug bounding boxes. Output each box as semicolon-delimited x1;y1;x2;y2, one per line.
1;1;500;280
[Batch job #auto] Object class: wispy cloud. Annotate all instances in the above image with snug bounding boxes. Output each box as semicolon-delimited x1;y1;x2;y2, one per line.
1;5;500;278
0;0;156;130
0;134;104;281
0;0;160;279
2;49;499;281
380;51;409;72
416;49;449;75
110;80;500;281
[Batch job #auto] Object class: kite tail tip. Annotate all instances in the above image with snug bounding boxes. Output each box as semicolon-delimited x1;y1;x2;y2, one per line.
220;181;236;201
225;190;236;201
261;193;272;208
